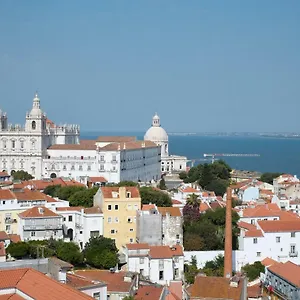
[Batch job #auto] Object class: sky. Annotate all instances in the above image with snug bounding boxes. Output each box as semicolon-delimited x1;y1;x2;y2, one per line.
0;1;300;133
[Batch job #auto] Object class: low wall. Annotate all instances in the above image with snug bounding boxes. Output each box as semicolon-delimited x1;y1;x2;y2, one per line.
184;250;249;272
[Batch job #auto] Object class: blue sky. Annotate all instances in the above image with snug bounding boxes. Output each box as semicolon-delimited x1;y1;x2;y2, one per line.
0;1;299;133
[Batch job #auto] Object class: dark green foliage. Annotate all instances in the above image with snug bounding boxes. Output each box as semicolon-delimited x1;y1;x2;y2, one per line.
139;187;172;207
56;242;84;265
106;181;138;187
12;170;34;181
202;254;224;277
56;186;86;201
43;185;62;197
84;236;119;269
179;171;188;180
6;242;30;259
28;240;56;258
122;297;135;300
184;255;199;284
242;261;265;281
158;177;167;190
183;207;240;251
259;172;282;184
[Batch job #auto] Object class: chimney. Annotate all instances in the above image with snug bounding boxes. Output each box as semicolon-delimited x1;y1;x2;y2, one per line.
224;187;232;279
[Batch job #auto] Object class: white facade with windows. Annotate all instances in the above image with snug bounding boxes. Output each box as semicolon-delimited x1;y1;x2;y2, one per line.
144;114;187;173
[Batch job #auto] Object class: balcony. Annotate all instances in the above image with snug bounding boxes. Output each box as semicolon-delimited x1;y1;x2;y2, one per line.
289;251;298;257
5;218;17;224
23;224;62;231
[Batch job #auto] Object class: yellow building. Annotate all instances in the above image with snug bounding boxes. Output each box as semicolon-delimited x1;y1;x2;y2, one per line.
94;186;141;250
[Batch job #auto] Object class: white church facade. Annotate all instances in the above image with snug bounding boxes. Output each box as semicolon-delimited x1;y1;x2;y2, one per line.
144;113;187;173
0;93;161;183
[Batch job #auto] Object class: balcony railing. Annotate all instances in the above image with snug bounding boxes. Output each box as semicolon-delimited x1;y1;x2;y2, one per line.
289;251;298;257
23;224;62;230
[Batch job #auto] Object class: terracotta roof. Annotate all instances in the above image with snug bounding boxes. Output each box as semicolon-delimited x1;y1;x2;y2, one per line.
84;207;102;214
101;186;140;198
56;206;102;214
126;243;150;250
202;191;216;197
19;206;61;218
268;261;300;288
74;270;133;293
8;234;21;243
0;172;9;177
0;268;93;299
247;283;262;298
48;140;97;150
199;202;210;212
49;257;73;269
97;136;136;142
168;281;183;300
100;140;157;151
67;273;105;289
187;276;243;300
0;231;9;240
241;204;281;218
142;204;156;211
172;199;182;205
238;221;257;231
181;187;198;193
13;190;49;201
260;189;274;195
0;189;14;200
135;285;164;300
149;245;183;259
157;207;181;217
244;229;264;237
261;257;279;267
0;295;24;300
258;220;300;232
88;176;107;183
0;242;6;257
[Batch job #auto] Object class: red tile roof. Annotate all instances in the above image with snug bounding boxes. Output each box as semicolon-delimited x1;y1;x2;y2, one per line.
0;190;14;200
181;187;198;193
74;270;133;293
157;207;181;217
199;202;210;212
48;140;97;150
0;268;93;299
258;220;300;232
244;229;264;237
0;231;9;240
56;206;102;214
247;283;262;298
149;245;183;259
261;257;279;267
237;221;257;231
8;234;21;243
268;261;300;287
142;204;156;211
100;140;157;151
19;206;61;218
0;295;24;300
0;172;9;177
135;285;164;300
88;176;107;183
101;186;140;198
172;199;182;205
0;242;6;257
97;136;136;142
66;273;105;289
126;243;150;250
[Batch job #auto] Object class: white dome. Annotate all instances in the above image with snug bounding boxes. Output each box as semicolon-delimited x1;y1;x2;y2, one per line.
144;113;168;142
29;92;43;117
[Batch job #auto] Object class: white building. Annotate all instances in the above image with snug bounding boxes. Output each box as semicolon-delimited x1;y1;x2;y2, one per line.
0;93;79;179
18;206;64;241
144;113;187;173
56;206;103;250
124;243;184;285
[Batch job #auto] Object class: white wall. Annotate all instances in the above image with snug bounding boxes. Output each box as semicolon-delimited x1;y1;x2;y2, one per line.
80;286;107;300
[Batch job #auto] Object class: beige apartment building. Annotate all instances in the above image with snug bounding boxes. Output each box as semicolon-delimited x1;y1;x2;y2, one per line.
94;186;141;250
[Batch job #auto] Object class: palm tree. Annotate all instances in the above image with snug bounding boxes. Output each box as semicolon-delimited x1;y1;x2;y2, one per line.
187;193;200;207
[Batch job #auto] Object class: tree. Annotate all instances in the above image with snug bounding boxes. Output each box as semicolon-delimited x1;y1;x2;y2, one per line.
182;203;200;224
68;187;98;207
84;236;119;269
242;261;265;281
6;242;30;259
206;178;229;196
183;233;204;251
184;255;199;284
12;170;34;181
56;242;84;265
122;297;134;300
139;187;172;207
186;193;200;206
28;240;55;258
259;172;282;184
202;254;224;277
106;181;138;187
56;186;86;201
43;185;61;197
179;171;188;180
158;177;167;190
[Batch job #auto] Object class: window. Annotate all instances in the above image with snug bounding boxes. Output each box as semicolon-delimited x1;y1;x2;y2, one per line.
159;260;164;269
90;231;99;237
31;231;36;237
63;165;67;171
130;238;133;243
134;204;138;210
291;245;296;254
112;155;116;161
175;268;179;278
140;269;144;276
110;229;115;234
115;217;119;223
100;155;104;161
174;257;179;263
140;257;144;264
68;216;73;222
276;237;281;243
159;270;164;280
291;232;296;238
3;201;5;205
80;231;83;234
31;140;36;149
3;140;6;149
63;217;66;221
11;140;15;149
71;165;75;170
250;219;255;225
127;204;132;210
128;217;132;223
256;252;261;257
176;234;180;239
126;192;131;198
32;121;36;130
79;165;83;171
108;205;112;211
5;225;10;231
130;228;134;232
93;292;100;300
100;164;104;171
253;238;257;244
108;217;112;223
54;231;57;236
20;140;24;149
87;165;91;171
115;204;119;210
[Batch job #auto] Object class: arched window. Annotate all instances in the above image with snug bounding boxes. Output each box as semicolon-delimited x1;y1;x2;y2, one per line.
32;121;36;130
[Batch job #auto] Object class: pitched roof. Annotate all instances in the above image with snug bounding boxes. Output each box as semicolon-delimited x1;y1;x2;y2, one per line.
172;199;182;205
74;270;133;293
101;186;140;198
261;257;279;267
244;229;264;237
0;295;24;300
48;140;97;150
142;204;156;211
135;285;164;300
0;190;14;200
247;283;262;298
157;207;181;217
88;176;107;183
181;187;198;193
66;273;105;289
149;245;183;259
8;234;21;243
199;202;210;212
268;261;300;287
97;136;136;142
19;206;61;218
126;243;150;250
100;140;157;151
187;276;243;300
237;221;257;231
0;242;6;257
241;203;281;218
0;231;9;240
0;268;93;299
258;220;300;233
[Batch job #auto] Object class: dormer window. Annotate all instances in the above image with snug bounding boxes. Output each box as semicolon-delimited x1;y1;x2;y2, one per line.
32;121;36;130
